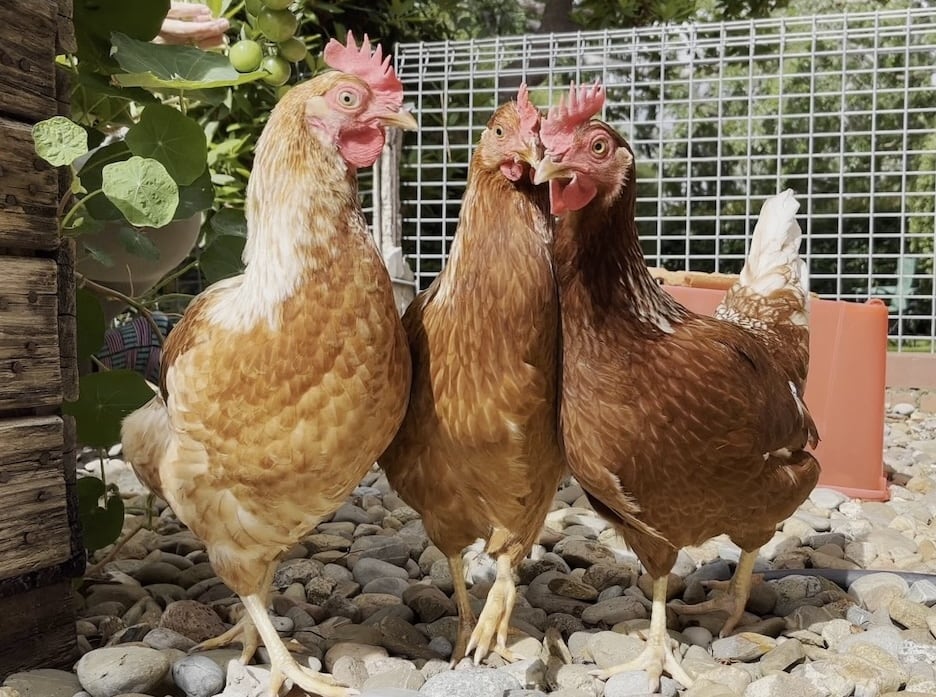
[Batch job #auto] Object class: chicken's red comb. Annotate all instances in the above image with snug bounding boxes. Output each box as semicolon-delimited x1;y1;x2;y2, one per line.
516;83;540;138
541;80;606;154
323;31;403;107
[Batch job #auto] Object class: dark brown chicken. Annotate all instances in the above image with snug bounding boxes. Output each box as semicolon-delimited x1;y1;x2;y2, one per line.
533;83;821;689
379;86;569;664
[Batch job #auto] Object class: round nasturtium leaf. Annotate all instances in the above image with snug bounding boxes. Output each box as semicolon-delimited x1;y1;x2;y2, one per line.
102;156;179;229
64;369;156;449
32;116;89;167
125;104;208;186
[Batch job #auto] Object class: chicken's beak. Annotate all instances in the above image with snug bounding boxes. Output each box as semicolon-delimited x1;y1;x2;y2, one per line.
516;138;541;168
378;109;418;131
533;156;571;185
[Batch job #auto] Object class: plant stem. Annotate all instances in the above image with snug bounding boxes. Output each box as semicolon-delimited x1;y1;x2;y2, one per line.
61;190;106;232
85;518;146;577
151;260;197;294
76;274;167;348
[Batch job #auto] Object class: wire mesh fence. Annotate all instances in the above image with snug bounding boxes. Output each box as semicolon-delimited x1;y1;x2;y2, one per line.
391;8;936;351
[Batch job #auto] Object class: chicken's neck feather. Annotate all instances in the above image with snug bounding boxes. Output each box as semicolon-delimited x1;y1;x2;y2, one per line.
434;168;551;302
211;112;366;332
555;180;686;336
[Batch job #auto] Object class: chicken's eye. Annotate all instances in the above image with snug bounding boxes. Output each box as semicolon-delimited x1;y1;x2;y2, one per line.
592;138;608;155
494;126;505;138
337;90;360;108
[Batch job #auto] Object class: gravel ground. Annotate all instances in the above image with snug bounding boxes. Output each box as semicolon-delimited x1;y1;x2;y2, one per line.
3;392;936;697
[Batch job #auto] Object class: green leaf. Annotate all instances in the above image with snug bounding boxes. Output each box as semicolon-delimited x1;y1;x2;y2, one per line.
32;117;89;167
175;167;215;220
82;242;115;268
118;226;162;262
111;32;266;90
77;475;105;517
75;0;169;73
208;208;247;238
199;233;245;283
64;370;156;448
78;141;133;221
102;156;180;228
77;477;125;552
76;288;107;362
126;105;207;186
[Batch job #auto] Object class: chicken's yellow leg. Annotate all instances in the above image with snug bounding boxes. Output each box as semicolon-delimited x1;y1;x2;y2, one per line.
242;594;355;697
670;549;759;636
191;563;273;663
466;553;517;665
448;554;476;664
590;576;693;691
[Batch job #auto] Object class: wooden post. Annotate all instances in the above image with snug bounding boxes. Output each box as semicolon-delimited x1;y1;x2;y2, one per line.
375;128;416;315
0;0;80;678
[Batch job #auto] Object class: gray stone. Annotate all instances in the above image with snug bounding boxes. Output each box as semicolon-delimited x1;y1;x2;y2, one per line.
324;642;389;671
333;502;372;525
548;577;599;602
580;596;647;626
682;626;713;647
75;647;170;697
171;655;224;697
498;658;547;690
349;537;412;567
847;572;910;611
759;638;805;672
552;537;617;568
711;633;776;662
907;579;936;606
552;664;599;693
790;661;854;697
214;661;273;697
158;600;228;644
771;575;824;616
419;668;522;697
694;664;752;694
1;669;82;697
602;670;652;697
363;576;411;598
742;673;823;697
363;667;426;692
332;655;370;690
585;631;644;669
429;559;454;594
354;557;410;586
273;558;324;587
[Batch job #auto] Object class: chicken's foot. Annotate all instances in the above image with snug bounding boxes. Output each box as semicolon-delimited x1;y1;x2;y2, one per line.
191;614;259;664
466;553;517;665
448;554;476;664
670;549;759;636
242;594;357;697
192;563;275;664
590;576;693;691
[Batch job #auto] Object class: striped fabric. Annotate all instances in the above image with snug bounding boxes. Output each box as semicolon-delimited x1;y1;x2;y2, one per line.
96;312;178;383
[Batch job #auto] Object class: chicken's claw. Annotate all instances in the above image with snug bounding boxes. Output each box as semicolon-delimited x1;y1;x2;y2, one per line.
191;614;259;664
465;553;518;665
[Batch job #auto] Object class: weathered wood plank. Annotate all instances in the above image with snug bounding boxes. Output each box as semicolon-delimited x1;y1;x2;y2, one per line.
57;238;78;401
0;118;59;209
0;580;78;676
0;213;59;252
0;3;57;122
0;256;62;411
0;416;69;582
57;0;76;55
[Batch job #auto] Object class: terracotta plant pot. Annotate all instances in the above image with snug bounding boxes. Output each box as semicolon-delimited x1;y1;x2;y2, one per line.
656;270;889;501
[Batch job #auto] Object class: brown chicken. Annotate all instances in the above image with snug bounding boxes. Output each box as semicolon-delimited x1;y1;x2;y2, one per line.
533;83;821;689
120;33;415;697
379;86;567;664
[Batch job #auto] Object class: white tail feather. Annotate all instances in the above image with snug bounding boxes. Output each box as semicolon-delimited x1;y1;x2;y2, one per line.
738;189;807;299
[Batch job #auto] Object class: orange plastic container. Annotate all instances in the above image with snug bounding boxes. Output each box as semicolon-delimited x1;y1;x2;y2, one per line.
662;284;889;501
